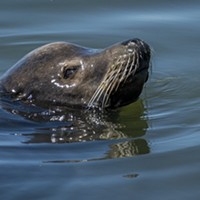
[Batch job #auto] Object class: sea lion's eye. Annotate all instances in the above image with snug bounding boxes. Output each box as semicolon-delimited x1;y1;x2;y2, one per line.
62;65;80;79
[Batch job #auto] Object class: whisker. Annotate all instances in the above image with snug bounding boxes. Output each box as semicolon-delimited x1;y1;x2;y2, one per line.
102;72;119;107
89;56;124;108
87;45;143;109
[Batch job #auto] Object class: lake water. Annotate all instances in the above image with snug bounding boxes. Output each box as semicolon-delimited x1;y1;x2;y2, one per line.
1;0;200;199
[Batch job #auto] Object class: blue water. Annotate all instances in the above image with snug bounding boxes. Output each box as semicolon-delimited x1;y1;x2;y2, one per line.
1;0;200;199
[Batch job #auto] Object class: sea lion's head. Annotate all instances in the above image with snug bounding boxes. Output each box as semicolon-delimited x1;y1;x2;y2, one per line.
0;38;151;109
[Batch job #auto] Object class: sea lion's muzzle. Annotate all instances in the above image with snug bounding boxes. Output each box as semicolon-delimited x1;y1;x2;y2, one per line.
88;38;151;109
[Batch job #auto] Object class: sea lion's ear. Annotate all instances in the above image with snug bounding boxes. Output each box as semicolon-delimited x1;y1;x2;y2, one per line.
62;65;80;79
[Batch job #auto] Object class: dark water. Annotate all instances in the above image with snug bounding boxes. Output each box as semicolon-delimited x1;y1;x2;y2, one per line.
1;0;200;199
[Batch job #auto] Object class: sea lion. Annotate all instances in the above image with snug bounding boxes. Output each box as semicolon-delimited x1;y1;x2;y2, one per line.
0;38;151;109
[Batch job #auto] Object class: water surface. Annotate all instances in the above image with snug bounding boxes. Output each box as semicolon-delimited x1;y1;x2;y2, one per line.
1;0;200;199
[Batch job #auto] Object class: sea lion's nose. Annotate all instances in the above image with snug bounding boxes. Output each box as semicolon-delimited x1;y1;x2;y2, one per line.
121;38;141;46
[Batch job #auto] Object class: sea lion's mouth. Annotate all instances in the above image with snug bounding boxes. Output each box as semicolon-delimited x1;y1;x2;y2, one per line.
135;65;149;74
135;65;149;82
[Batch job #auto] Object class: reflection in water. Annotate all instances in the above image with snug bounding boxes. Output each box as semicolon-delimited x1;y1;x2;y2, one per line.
107;139;149;159
1;92;150;161
43;138;149;163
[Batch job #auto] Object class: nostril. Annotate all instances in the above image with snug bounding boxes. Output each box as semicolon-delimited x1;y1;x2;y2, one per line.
122;39;151;57
121;38;140;46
